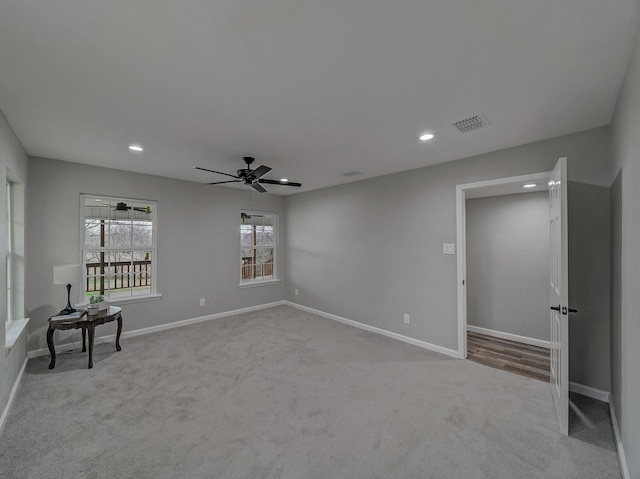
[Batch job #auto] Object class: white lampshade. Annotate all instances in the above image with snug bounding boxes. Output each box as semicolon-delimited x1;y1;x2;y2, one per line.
53;264;82;285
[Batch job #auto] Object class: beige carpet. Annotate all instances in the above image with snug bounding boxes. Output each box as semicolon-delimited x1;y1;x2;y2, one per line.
0;306;620;478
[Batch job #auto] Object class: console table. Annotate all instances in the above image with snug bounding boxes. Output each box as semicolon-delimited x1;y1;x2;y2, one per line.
47;306;123;369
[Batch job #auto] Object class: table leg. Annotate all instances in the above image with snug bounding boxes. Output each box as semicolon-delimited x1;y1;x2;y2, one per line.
87;323;95;369
116;315;122;352
82;328;86;352
47;327;56;369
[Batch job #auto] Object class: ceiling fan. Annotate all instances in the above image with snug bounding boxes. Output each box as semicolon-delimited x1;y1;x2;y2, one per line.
194;157;301;193
113;202;151;214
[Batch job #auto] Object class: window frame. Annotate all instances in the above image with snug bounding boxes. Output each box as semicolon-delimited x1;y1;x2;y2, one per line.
80;194;160;304
239;210;279;287
5;180;12;326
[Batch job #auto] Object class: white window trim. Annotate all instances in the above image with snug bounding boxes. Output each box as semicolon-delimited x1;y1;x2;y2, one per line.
79;194;159;304
5;317;29;349
239;210;279;287
238;279;281;288
4;177;29;349
5;180;12;327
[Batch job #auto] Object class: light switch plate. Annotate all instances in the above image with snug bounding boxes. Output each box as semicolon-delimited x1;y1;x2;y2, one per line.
443;243;455;255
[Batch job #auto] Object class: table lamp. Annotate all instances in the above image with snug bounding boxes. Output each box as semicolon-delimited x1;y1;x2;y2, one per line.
53;264;82;315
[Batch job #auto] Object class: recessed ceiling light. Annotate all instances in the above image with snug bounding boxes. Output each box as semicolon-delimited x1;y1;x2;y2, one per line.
129;144;143;152
523;183;536;188
419;132;435;141
280;178;289;183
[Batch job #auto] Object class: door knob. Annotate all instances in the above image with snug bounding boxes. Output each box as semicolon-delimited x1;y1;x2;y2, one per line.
561;306;578;315
550;305;561;311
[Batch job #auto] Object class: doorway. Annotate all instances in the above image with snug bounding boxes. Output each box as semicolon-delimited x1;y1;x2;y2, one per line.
464;185;551;381
455;171;552;359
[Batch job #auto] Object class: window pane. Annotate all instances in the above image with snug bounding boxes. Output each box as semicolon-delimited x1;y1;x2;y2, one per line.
84;275;108;298
84;219;104;247
240;224;253;246
255;225;274;246
108;221;132;247
241;259;254;280
255;248;274;279
132;221;153;247
85;251;103;267
133;251;152;290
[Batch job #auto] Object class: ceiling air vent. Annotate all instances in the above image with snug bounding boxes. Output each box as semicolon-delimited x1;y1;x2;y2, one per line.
452;114;490;134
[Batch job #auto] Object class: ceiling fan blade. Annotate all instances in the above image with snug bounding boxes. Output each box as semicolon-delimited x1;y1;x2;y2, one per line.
251;182;268;193
208;180;242;185
193;166;240;179
259;178;302;187
251;165;271;179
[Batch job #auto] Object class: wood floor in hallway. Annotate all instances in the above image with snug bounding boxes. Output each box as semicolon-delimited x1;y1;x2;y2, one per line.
467;331;550;382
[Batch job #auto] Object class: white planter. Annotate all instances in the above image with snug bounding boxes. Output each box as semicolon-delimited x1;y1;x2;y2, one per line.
98;301;108;311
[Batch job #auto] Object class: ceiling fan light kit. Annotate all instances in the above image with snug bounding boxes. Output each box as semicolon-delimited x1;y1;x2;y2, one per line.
194;157;301;193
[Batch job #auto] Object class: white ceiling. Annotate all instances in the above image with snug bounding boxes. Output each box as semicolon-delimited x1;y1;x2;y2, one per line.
0;1;638;195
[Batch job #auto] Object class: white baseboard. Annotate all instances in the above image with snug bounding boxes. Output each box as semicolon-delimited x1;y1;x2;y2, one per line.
0;358;27;436
466;325;550;349
28;301;287;359
568;381;610;403
609;399;631;479
285;301;459;359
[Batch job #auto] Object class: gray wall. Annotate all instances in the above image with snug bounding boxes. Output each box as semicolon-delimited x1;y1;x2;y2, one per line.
568;182;610;392
285;127;611;390
610;15;640;477
466;192;549;341
26;158;287;352
0;109;29;423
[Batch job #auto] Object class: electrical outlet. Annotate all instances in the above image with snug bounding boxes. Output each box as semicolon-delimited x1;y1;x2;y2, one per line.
443;243;455;255
199;298;205;307
295;289;299;296
404;314;410;324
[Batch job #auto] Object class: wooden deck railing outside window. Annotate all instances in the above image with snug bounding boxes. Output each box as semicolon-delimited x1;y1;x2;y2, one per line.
241;257;273;280
86;260;151;294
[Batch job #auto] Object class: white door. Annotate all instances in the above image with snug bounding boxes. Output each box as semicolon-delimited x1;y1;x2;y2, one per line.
549;157;569;435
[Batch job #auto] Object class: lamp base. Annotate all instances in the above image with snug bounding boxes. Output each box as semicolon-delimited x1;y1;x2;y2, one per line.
59;283;76;316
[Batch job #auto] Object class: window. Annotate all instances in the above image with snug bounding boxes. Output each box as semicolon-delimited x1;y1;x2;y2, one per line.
240;211;277;285
5;181;12;325
4;176;27;347
81;195;157;302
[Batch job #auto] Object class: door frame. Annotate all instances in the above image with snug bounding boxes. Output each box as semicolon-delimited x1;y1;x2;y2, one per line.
455;171;552;358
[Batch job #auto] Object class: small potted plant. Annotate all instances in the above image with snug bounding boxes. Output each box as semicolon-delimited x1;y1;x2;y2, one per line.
88;295;107;315
88;296;99;315
96;295;108;311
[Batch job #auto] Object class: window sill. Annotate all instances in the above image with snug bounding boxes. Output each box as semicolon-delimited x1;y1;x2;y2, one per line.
5;318;30;349
239;279;281;289
77;293;162;308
